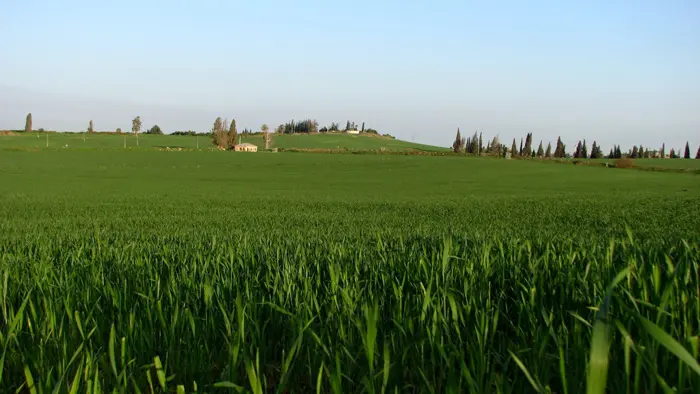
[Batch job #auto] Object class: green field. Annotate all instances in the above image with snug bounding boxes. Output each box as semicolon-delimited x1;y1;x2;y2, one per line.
583;158;700;171
0;131;447;152
625;158;700;170
1;150;699;393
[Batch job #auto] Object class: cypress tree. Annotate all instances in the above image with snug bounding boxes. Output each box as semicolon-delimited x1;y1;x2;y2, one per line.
631;145;638;158
573;141;582;158
88;120;94;133
684;142;691;159
581;140;588;159
660;143;665;158
465;137;472;153
696;145;700;159
608;148;613;158
490;135;501;155
519;138;523;156
478;132;483;155
558;137;566;158
227;119;238;149
25;113;32;133
523;133;533;156
511;139;518;157
536;141;544;157
545;142;552;158
452;128;463;153
470;132;479;154
670;148;676;159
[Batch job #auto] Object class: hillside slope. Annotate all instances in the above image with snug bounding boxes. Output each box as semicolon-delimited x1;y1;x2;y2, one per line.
241;133;446;152
0;131;447;152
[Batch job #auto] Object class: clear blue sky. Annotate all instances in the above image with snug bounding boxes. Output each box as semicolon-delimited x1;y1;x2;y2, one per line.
1;0;698;151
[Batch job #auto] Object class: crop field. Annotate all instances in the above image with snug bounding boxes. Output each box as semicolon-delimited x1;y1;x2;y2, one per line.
622;158;700;171
1;150;699;393
580;158;700;171
0;132;447;152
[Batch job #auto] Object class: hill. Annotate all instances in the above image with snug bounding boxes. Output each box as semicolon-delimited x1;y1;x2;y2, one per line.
0;131;448;152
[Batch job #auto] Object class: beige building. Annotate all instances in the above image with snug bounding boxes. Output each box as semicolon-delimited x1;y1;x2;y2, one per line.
234;143;258;152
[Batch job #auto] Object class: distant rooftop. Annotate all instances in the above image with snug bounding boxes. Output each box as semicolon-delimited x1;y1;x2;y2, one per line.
236;143;257;147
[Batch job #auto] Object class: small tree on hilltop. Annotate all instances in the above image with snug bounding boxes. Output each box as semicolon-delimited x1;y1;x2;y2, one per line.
545;142;552;158
132;116;142;135
227;119;238;149
25;113;32;133
147;125;163;135
684;142;691;159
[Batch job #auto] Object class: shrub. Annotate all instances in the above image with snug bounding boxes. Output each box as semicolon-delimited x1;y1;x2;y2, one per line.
615;158;635;168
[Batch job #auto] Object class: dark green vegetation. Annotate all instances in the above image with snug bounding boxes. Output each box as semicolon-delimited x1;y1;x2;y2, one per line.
0;132;447;153
1;151;699;393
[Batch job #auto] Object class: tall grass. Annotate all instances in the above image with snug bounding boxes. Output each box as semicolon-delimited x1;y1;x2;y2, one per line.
1;234;698;392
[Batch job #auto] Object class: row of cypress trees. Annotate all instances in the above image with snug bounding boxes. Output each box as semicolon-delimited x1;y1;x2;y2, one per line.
452;129;700;159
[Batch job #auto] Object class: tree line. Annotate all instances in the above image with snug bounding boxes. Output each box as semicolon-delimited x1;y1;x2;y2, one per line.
452;129;700;159
273;119;382;135
20;113;387;138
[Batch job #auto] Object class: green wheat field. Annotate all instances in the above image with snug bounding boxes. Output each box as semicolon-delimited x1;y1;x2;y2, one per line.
1;148;699;393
